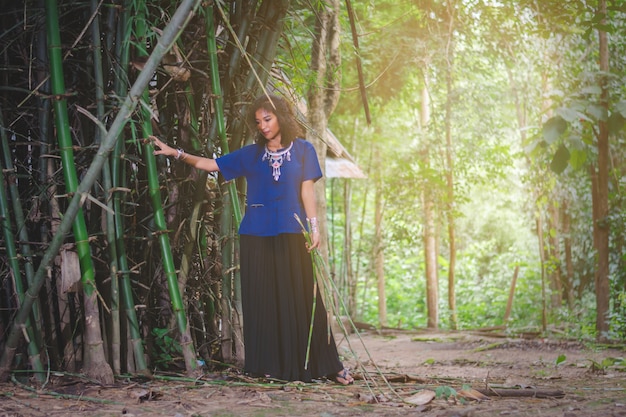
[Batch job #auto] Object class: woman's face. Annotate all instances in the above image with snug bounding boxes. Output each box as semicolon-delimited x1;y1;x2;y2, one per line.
255;108;281;142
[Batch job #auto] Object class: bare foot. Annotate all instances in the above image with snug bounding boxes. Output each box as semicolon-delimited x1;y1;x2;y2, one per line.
333;368;354;385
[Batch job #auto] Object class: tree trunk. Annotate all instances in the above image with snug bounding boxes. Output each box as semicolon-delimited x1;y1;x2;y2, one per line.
594;0;610;339
374;150;387;327
547;203;563;307
420;81;438;330
344;178;356;316
444;1;457;330
561;200;575;309
307;0;341;271
537;217;548;332
504;265;520;324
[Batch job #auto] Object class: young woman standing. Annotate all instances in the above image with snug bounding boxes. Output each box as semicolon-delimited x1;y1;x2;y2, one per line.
151;94;353;384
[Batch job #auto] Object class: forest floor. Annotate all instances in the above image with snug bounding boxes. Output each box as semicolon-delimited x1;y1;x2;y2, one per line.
1;329;625;417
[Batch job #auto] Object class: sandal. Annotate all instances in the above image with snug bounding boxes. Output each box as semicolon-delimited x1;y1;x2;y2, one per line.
332;368;354;385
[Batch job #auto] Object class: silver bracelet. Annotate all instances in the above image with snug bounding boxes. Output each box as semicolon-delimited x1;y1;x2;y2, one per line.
307;217;319;234
175;148;184;160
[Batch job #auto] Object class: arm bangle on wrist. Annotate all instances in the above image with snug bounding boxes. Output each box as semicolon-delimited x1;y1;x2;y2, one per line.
307;217;319;234
175;148;184;160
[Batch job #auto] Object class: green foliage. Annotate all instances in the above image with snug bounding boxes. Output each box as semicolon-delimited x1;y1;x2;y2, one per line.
151;328;183;369
555;354;567;367
550;144;570;174
587;357;626;373
607;290;626;340
551;294;599;340
435;385;457;401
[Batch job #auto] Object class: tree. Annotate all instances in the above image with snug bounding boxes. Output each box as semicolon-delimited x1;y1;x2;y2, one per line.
307;0;341;267
594;0;610;338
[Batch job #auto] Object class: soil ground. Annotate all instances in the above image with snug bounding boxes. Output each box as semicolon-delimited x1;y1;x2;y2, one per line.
1;330;625;417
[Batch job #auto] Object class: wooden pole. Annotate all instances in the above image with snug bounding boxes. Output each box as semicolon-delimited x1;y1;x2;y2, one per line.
503;265;520;324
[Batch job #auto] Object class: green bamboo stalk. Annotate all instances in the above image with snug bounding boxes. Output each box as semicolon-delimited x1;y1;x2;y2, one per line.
45;0;114;384
205;2;245;363
10;375;123;405
90;0;121;375
0;113;45;382
133;0;197;373
0;0;201;382
0;110;44;349
206;3;242;225
213;0;287;147
111;0;148;374
295;214;401;400
170;48;203;308
242;0;290;93
223;0;259;97
176;84;206;347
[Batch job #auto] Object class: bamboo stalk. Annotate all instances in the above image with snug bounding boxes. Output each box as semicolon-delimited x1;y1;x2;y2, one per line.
295;215;402;401
206;3;242;225
10;375;124;405
205;2;244;364
0;110;44;352
45;0;114;385
0;112;45;382
0;0;202;382
111;0;148;375
134;0;197;374
213;0;282;146
89;0;123;376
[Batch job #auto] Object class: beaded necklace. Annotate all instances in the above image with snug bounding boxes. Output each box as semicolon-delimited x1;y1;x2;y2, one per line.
262;142;293;181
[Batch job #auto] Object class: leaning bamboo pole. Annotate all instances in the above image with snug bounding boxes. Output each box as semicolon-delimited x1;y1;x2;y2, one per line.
0;111;45;382
0;112;44;349
0;0;202;382
45;0;114;384
134;0;197;374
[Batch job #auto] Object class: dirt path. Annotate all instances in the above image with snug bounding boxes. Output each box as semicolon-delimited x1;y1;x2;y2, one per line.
1;330;624;416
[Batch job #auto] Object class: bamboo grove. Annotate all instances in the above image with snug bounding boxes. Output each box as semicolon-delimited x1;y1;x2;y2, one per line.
0;0;302;382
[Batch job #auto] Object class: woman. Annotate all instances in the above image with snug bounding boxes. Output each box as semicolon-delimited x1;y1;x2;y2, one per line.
150;94;353;385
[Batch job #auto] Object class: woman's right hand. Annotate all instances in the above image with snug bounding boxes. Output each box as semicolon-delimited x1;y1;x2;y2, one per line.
149;135;175;158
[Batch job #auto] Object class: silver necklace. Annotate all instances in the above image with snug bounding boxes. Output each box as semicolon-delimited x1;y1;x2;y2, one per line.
262;142;293;181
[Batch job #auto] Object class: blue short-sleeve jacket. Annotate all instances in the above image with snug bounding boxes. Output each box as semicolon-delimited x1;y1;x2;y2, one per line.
216;138;322;236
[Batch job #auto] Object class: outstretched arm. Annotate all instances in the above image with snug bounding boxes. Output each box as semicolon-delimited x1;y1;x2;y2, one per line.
150;135;220;172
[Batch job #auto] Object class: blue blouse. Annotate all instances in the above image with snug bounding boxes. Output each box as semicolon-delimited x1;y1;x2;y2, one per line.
216;138;322;236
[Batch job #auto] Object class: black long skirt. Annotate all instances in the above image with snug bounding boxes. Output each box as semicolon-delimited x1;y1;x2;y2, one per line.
239;233;344;382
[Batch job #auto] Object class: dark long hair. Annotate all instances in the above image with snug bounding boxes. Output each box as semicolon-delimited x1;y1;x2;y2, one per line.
248;94;304;146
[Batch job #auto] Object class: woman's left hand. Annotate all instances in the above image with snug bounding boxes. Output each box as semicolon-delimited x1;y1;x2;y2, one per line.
307;230;320;252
